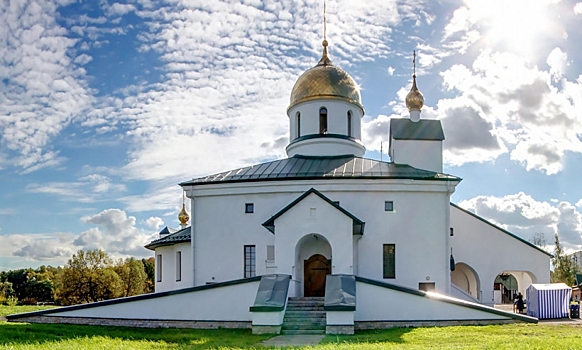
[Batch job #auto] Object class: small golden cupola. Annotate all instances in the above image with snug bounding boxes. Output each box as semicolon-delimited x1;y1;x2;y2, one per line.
178;192;189;228
405;50;424;122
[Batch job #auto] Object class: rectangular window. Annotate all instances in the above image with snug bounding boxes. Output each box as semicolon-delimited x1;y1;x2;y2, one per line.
384;201;394;211
383;244;395;279
156;254;163;282
176;251;182;282
450;227;454;236
266;245;275;262
244;245;256;278
245;203;254;213
419;282;435;292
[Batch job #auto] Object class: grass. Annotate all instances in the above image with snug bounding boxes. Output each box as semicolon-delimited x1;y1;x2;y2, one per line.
1;306;582;349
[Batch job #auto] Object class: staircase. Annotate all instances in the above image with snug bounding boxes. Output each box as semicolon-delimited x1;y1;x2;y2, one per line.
281;297;326;335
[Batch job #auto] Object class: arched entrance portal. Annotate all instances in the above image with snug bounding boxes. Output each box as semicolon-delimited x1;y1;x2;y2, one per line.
451;262;480;301
304;254;331;297
295;233;332;297
493;270;537;304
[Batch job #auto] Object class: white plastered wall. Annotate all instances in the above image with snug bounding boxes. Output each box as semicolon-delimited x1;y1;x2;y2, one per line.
185;179;458;294
273;193;354;297
52;280;260;321
288;99;363;140
355;281;513;322
155;242;193;293
390;139;443;173
450;205;551;305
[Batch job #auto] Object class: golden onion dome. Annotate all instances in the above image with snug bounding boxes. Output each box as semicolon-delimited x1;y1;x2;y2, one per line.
289;40;362;111
405;75;424;111
178;203;189;225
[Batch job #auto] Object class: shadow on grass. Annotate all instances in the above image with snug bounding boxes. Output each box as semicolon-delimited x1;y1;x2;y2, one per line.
0;322;273;349
322;328;415;346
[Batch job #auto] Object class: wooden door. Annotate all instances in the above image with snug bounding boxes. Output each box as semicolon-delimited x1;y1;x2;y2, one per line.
304;254;331;297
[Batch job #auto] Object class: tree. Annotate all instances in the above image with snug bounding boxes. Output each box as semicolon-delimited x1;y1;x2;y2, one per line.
142;257;155;293
115;258;147;297
530;232;548;251
551;233;578;286
56;249;123;305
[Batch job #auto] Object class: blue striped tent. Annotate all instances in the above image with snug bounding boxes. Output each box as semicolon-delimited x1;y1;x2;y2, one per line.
526;283;571;319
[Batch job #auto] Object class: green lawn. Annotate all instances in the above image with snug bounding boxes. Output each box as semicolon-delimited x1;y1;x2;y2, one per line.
2;306;582;349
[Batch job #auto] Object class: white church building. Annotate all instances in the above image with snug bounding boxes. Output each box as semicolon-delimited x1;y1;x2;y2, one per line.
9;37;550;334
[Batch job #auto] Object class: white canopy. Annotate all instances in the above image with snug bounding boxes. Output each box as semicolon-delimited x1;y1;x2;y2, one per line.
526;283;571;319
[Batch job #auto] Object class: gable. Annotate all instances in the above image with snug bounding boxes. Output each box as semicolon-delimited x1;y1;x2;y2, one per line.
262;187;364;235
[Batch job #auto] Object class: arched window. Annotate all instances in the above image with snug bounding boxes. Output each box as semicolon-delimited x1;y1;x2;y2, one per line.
296;112;301;138
347;111;352;137
319;107;327;134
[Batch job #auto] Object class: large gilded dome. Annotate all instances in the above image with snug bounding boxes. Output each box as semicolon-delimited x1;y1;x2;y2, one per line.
289;41;362;110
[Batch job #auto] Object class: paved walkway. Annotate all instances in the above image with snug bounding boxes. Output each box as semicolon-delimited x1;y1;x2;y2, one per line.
260;335;325;347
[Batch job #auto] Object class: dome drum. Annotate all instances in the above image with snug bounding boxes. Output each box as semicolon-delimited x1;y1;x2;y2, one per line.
286;134;365;158
288;99;363;141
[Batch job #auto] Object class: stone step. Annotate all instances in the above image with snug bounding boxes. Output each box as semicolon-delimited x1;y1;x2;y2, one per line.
282;321;326;327
284;312;325;319
285;307;325;312
281;329;325;335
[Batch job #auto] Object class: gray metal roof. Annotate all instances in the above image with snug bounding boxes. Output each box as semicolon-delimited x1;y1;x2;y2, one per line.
145;226;190;250
180;155;460;187
390;118;445;141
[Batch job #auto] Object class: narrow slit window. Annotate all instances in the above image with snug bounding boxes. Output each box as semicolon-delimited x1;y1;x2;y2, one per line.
156;254;163;282
296;112;301;138
347;111;352;137
383;244;395;279
319;107;327;134
176;251;182;281
244;245;256;278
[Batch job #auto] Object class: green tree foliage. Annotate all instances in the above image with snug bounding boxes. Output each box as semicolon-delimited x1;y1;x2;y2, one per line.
551;233;578;286
56;249;123;305
142;257;155;293
115;257;147;297
0;281;15;304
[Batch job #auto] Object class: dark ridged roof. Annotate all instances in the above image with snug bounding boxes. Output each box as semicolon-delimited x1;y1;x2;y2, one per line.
145;226;190;250
390;119;445;140
180;155;460;186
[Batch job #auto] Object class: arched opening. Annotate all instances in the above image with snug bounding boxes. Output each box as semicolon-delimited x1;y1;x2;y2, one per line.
295;233;332;297
451;262;481;301
319;107;327;134
296;112;301;138
347;111;352;137
493;270;537;304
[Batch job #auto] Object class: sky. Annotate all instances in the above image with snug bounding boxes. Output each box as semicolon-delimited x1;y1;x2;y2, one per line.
1;0;582;271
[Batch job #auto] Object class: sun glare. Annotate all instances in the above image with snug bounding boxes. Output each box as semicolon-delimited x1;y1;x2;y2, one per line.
468;0;557;56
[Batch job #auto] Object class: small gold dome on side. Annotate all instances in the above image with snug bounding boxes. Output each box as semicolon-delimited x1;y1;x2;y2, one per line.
405;75;424;111
178;203;189;225
289;41;362;111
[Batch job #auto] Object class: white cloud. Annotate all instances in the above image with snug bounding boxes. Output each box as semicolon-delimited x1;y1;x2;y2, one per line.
458;192;582;251
574;2;582;15
146;216;164;230
104;3;136;17
2;208;159;266
26;174;126;202
0;0;93;173
546;47;567;80
437;50;582;174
